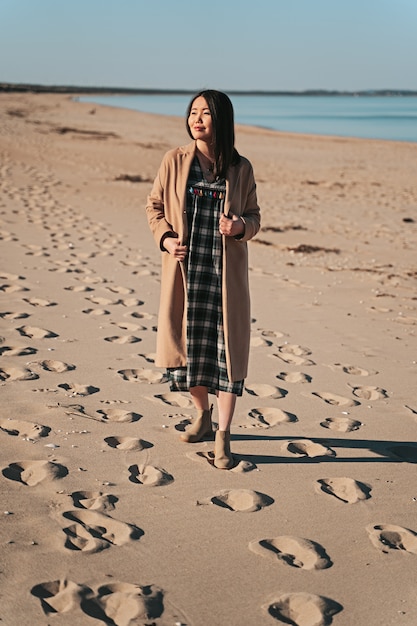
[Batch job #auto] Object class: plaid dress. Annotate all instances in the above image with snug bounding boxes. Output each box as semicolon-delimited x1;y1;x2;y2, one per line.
167;157;244;396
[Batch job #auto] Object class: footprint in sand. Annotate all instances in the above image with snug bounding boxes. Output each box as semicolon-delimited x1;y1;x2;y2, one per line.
250;336;273;348
82;308;110;316
249;536;332;570
274;344;315;366
166;412;190;421
320;416;362;432
17;325;58;339
202;489;274;512
317;478;371;503
96;408;141;423
245;384;287;399
83;582;164;624
394;314;417;326
79;275;106;286
312;391;360;407
154;393;194;408
118;368;167;383
0;418;50;440
186;450;256;473
2;460;68;486
265;592;343;625
278;344;312;356
58;403;102;421
0;344;37;356
120;259;143;267
58;383;99;396
243;407;298;428
130;310;154;321
30;359;75;373
24;246;50;258
104;436;153;451
31;579;94;616
130;266;156;276
62;509;143;553
32;579;167;623
348;384;388;400
0;311;30;320
0;231;18;243
0;283;29;294
128;464;174;486
0;365;39;381
273;353;316;366
0;272;24;281
287;440;336;458
173;416;199;434
118;297;145;306
85;295;115;306
49;265;83;276
334;363;378;376
23;297;57;307
112;321;146;332
70;490;118;513
64;284;94;292
106;285;133;295
105;335;142;344
366;524;417;554
260;329;285;339
277;372;312;384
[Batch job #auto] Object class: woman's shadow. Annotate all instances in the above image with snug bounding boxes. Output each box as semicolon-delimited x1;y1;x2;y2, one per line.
231;433;417;465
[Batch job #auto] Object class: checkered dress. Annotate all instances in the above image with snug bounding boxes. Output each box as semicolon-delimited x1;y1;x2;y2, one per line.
167;157;244;396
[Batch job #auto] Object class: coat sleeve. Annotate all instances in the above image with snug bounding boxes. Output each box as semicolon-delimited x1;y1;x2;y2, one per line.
233;159;261;243
146;153;177;250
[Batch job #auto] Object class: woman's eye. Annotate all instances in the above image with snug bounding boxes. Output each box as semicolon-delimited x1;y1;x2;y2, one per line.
189;109;210;117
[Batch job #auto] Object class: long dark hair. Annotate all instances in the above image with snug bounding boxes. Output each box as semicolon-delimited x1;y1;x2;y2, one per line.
186;89;240;178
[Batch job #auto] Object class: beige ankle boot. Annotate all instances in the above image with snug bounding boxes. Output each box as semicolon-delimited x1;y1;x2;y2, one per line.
180;405;214;443
214;430;234;469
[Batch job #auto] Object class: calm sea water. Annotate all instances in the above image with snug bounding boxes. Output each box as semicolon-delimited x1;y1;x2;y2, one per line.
80;94;417;143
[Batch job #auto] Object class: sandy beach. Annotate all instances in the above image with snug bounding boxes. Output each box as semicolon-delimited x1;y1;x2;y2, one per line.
1;92;417;626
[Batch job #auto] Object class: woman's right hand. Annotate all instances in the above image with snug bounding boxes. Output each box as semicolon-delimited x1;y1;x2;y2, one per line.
164;237;188;262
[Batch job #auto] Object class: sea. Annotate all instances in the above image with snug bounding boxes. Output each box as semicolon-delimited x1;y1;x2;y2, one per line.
79;94;417;143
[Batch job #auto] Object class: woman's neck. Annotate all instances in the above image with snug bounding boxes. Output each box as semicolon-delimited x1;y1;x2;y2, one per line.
196;140;215;161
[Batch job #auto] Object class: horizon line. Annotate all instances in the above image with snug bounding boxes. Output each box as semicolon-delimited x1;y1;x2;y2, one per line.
1;82;417;97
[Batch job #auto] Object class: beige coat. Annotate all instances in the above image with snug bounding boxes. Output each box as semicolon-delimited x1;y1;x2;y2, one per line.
146;141;260;381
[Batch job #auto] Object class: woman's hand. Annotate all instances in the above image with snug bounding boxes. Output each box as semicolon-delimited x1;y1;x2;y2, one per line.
164;237;188;261
219;212;245;237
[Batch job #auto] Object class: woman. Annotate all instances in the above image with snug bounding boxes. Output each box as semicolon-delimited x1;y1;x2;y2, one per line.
146;90;260;469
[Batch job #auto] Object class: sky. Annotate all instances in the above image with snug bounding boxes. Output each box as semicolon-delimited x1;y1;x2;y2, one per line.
1;0;416;92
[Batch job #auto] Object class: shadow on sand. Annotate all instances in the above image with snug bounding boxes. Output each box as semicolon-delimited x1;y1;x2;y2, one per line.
231;434;417;465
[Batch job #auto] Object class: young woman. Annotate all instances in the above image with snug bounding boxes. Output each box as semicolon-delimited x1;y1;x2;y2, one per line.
146;90;260;469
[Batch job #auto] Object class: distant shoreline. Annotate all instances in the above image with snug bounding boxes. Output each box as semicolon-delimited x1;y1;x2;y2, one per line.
1;82;417;97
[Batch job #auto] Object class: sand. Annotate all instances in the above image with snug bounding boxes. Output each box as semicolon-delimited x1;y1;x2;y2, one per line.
1;92;417;626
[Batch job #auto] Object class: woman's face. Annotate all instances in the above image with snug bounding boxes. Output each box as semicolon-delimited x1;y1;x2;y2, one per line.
188;96;213;144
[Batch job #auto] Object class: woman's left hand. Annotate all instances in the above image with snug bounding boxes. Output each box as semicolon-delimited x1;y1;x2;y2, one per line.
219;212;245;237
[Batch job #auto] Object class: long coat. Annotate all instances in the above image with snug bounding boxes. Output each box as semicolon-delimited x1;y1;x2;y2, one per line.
146;141;260;382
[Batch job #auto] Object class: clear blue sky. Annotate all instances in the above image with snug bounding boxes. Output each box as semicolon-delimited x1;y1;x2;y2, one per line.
1;0;416;91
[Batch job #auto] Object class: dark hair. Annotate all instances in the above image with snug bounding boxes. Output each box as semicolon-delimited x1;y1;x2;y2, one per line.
186;89;240;178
